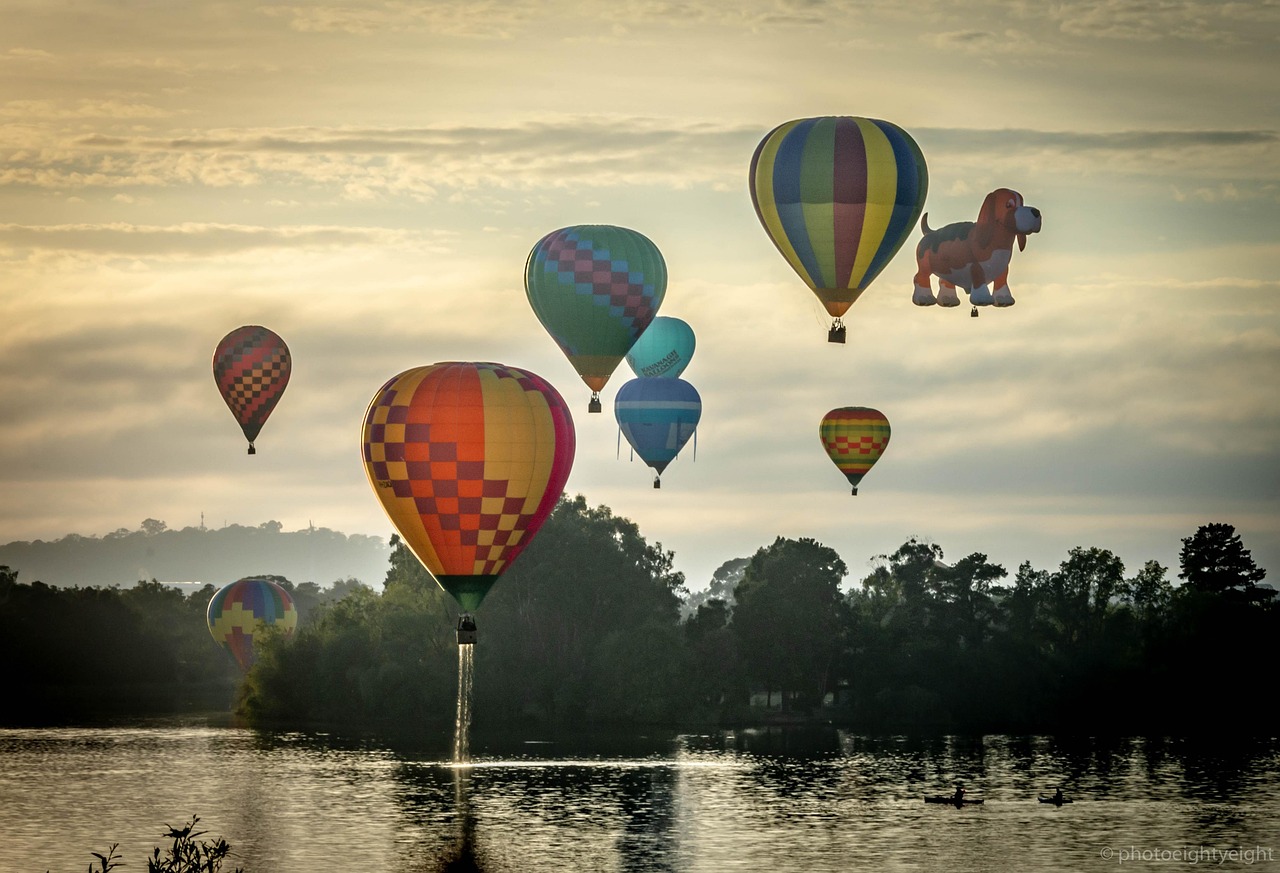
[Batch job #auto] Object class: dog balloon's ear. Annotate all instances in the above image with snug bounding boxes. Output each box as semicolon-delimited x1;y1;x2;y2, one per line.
975;191;997;250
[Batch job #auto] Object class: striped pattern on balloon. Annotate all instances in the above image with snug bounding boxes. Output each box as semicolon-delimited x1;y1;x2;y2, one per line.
819;407;891;495
750;116;928;342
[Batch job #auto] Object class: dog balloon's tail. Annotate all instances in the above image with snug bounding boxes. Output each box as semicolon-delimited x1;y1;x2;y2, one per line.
920;213;933;235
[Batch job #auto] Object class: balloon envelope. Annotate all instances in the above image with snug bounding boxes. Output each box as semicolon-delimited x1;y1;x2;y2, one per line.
625;316;696;379
361;361;575;612
750;117;928;319
819;407;891;495
212;325;291;454
206;577;298;671
525;225;666;404
614;377;701;479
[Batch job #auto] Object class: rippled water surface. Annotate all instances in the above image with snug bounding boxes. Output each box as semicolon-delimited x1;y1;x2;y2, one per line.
3;721;1278;872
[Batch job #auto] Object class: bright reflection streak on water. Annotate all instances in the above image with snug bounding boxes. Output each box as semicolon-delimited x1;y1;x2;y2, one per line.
453;643;473;763
2;724;1278;873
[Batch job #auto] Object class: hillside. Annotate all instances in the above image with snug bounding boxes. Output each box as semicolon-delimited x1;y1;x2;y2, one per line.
0;520;391;589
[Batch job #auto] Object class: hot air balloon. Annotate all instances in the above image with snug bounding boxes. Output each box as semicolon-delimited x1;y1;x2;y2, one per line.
206;577;298;672
911;187;1043;316
819;407;890;495
625;315;696;379
212;325;291;454
361;362;575;630
614;377;701;488
750;116;928;343
525;225;666;411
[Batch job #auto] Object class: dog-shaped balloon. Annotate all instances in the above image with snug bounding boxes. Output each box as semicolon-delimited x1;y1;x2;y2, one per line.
911;188;1041;309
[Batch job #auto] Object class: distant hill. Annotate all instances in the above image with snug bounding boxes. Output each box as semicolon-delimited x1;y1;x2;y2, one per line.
0;520;391;589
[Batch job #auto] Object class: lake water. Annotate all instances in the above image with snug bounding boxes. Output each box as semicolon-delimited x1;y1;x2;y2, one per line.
3;719;1278;873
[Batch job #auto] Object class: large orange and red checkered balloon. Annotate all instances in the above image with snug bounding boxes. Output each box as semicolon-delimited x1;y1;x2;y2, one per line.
361;362;576;612
206;577;298;672
819;407;891;496
212;325;291;454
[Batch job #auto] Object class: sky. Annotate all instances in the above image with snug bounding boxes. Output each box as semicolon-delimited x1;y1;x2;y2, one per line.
1;0;1278;593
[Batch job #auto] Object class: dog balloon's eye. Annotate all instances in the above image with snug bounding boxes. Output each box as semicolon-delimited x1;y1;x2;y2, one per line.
1006;198;1015;209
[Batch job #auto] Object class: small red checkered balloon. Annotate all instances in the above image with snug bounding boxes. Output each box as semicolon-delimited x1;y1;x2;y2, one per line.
361;362;576;612
819;407;890;496
212;325;291;455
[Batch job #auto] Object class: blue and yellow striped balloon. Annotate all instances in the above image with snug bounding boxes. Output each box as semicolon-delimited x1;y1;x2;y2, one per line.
750;117;927;331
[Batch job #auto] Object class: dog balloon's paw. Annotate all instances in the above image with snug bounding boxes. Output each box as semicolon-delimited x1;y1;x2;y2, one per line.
970;284;994;306
936;286;961;307
993;284;1015;307
912;285;937;306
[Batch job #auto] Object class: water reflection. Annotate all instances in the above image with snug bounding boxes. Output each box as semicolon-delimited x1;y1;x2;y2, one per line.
3;723;1279;873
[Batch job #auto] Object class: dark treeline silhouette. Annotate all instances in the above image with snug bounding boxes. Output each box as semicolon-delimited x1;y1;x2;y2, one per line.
2;566;367;724
5;501;1274;734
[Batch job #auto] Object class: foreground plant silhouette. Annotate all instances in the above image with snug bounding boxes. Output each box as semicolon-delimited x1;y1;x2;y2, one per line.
63;815;243;873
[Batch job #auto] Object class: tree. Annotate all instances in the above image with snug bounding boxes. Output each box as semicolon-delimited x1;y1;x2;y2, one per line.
683;598;742;716
934;552;1005;649
1178;523;1271;602
683;557;747;616
731;537;847;711
475;495;688;725
140;519;168;536
1124;560;1173;623
1044;546;1126;645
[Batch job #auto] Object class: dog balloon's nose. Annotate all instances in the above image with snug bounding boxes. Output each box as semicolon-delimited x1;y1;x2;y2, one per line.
1030;207;1041;218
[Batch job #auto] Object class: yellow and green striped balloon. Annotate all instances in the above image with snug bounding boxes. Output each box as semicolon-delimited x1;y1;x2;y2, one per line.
819;407;891;496
750;116;927;338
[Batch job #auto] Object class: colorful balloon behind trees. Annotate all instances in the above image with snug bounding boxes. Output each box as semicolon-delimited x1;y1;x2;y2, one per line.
750;116;928;343
206;577;298;671
614;377;701;488
212;325;291;454
525;225;666;411
361;361;575;612
625;315;696;379
819;407;891;495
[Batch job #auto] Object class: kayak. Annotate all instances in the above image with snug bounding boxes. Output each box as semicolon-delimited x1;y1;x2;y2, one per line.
1039;796;1072;805
925;796;984;805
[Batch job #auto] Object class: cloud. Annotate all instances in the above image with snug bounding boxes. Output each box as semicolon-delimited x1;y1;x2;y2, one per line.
0;222;439;257
1;120;761;197
257;2;498;36
252;0;877;37
3;120;1276;207
917;128;1280;180
0;99;169;120
1041;0;1280;44
2;48;57;63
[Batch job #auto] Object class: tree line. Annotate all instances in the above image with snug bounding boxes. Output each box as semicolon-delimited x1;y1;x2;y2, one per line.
4;498;1274;734
2;569;366;722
